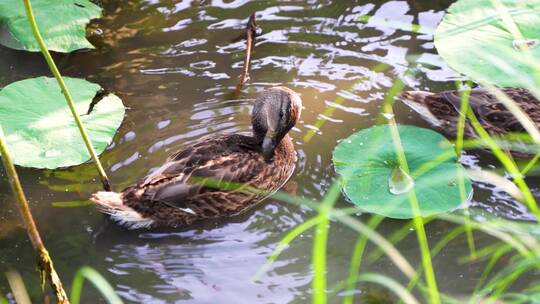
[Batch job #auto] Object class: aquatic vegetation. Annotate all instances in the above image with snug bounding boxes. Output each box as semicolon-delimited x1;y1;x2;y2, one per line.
0;1;119;302
20;0;117;189
70;266;122;304
333;125;471;218
0;0;101;52
0;77;124;169
5;0;540;303
435;0;540;87
0;127;69;303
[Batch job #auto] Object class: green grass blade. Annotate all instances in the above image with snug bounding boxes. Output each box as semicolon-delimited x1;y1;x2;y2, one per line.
70;266;122;304
253;216;322;281
384;80;440;304
473;244;513;294
455;82;477;259
355;273;421;304
343;215;384;304
333;213;416;279
312;181;343;304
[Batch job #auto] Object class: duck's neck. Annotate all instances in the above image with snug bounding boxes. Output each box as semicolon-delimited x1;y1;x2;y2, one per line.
253;133;293;154
277;134;293;149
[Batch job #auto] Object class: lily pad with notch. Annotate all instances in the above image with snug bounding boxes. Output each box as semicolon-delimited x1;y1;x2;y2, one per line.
0;76;124;169
0;0;101;52
332;124;472;219
434;0;540;87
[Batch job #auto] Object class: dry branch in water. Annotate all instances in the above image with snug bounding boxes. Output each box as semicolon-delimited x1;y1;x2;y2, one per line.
0;129;69;304
236;13;258;91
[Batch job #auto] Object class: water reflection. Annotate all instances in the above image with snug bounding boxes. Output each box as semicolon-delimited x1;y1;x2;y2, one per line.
1;0;537;302
102;206;313;303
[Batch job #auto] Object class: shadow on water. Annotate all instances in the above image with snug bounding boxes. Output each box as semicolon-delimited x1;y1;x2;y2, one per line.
1;0;538;302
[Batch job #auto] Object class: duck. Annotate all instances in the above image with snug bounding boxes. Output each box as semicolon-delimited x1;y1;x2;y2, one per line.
91;86;302;229
399;88;540;158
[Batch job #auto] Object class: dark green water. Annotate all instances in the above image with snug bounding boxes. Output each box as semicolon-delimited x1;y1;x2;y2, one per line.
0;0;537;303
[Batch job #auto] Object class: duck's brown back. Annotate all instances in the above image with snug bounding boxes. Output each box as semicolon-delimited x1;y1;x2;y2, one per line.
401;88;540;138
121;133;296;227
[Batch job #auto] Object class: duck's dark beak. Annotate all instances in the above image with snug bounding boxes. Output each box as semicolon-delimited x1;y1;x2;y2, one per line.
262;134;277;162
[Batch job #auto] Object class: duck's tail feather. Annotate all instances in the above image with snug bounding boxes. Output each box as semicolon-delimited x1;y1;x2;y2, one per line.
91;191;154;229
398;91;443;127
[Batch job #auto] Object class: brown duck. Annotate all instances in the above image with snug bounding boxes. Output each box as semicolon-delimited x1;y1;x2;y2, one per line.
92;87;302;229
400;88;540;157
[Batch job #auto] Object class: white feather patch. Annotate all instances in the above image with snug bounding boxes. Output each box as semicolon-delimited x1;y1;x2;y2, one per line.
92;191;154;230
109;209;155;230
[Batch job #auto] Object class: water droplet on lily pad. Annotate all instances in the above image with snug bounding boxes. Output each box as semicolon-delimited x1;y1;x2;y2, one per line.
388;166;415;195
332;124;472;218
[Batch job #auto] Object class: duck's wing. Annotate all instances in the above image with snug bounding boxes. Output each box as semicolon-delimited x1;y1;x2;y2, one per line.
136;134;265;211
440;88;530;134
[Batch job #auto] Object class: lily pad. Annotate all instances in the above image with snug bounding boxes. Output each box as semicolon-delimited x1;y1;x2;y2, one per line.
0;76;124;169
332;125;472;219
0;0;101;52
434;0;540;87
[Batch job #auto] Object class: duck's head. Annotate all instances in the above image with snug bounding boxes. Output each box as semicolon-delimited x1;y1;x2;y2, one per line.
252;86;302;161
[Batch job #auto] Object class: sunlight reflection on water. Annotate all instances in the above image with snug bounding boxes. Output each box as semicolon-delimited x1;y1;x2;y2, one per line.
0;0;538;302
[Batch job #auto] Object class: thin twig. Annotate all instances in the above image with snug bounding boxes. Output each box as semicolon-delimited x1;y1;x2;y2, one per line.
0;127;69;304
22;0;112;191
236;13;257;92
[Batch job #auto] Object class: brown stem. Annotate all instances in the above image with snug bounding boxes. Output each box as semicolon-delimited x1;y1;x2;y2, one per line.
0;129;69;304
236;13;257;92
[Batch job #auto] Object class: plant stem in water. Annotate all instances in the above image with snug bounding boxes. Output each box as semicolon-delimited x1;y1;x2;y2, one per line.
0;127;69;304
22;0;112;191
383;80;441;304
236;13;257;92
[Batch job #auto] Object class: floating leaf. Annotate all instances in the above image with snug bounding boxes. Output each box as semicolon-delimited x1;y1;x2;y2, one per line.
0;0;101;52
434;0;540;87
0;76;125;169
332;125;472;219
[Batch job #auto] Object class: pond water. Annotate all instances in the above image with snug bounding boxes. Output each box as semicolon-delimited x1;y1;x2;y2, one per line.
0;0;537;303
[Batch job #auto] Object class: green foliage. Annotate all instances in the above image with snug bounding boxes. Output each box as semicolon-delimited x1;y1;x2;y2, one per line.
0;0;101;52
0;77;124;169
70;266;123;304
51;200;92;208
435;0;540;87
332;125;472;219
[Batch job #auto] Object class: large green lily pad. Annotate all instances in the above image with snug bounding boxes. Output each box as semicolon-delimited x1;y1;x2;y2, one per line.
435;0;540;87
0;77;124;169
0;0;101;52
333;125;472;219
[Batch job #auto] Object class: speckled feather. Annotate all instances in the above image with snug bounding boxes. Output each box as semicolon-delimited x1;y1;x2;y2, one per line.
119;134;296;227
400;88;540;157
